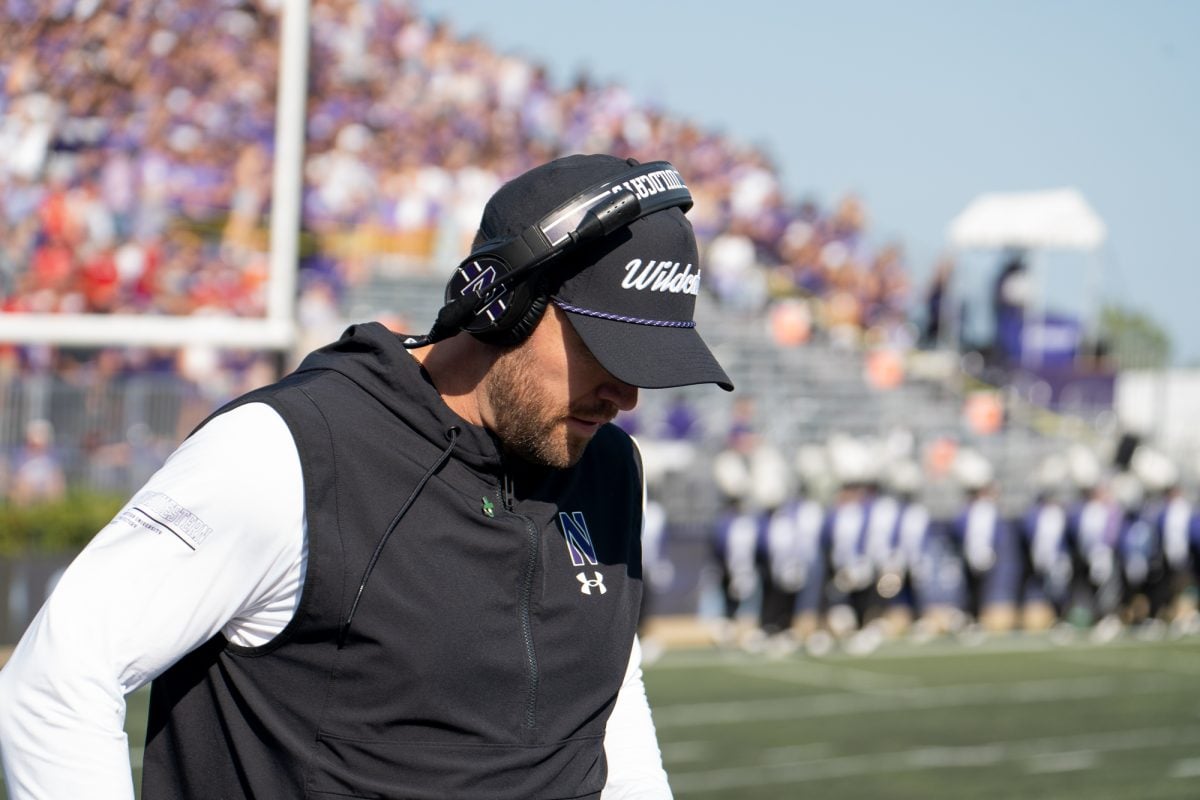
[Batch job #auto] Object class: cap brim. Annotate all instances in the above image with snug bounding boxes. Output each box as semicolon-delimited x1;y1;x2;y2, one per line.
564;311;734;392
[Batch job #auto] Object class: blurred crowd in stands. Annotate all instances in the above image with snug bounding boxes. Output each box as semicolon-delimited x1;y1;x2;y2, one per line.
0;0;913;386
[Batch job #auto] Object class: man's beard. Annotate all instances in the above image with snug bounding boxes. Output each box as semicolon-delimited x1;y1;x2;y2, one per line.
483;346;616;469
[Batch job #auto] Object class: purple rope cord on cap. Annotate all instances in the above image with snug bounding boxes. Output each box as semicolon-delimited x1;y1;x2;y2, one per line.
551;298;696;328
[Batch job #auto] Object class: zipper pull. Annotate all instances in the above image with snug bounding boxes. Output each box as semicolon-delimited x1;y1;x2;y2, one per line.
502;473;515;512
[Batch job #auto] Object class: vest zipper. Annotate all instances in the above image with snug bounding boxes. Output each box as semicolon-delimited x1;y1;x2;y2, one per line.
502;473;515;512
503;470;540;729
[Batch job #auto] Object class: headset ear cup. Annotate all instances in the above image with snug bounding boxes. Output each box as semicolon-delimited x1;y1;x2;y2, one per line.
474;290;549;346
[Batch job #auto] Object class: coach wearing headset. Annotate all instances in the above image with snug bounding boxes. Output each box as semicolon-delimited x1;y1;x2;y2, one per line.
0;154;733;799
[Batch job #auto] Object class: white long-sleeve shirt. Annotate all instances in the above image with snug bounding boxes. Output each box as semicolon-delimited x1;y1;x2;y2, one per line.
0;403;670;799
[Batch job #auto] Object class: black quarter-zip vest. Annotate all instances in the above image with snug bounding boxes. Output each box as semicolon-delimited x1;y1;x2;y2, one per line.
141;324;644;800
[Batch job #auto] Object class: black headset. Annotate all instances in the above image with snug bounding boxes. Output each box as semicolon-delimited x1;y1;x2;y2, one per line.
399;159;693;349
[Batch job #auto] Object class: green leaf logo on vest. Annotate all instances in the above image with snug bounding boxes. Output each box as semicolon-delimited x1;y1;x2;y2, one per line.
481;497;495;518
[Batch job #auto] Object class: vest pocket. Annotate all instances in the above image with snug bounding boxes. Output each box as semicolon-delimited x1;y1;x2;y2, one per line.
305;730;606;799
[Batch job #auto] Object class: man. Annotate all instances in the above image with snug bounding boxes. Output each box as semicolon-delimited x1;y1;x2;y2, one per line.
866;460;930;633
0;154;732;799
947;450;1012;632
1016;460;1073;630
1154;474;1198;629
1066;474;1127;636
1123;448;1187;630
8;419;66;507
760;476;824;649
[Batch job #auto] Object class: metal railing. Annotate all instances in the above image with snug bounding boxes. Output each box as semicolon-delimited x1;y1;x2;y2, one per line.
0;374;217;497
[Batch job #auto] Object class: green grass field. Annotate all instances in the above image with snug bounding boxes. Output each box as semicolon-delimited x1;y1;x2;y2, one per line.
646;633;1200;799
5;632;1200;798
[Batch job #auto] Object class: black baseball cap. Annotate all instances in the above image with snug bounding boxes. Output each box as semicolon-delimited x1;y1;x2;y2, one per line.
480;154;734;392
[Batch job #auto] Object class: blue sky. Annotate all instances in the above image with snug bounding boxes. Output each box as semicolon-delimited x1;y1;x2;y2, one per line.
418;0;1200;364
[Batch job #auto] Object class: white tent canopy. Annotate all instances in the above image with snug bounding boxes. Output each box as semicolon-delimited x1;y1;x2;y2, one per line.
947;188;1107;252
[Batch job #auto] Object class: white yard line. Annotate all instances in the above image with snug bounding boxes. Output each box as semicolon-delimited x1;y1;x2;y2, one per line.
668;725;1200;794
1047;648;1200;677
1169;758;1200;778
660;741;715;764
653;674;1171;728
728;661;923;693
760;743;835;764
1024;750;1098;774
647;634;1200;671
830;634;1200;662
648;650;775;670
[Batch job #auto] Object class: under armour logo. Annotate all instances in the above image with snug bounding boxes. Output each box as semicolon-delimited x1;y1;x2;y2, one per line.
577;571;607;596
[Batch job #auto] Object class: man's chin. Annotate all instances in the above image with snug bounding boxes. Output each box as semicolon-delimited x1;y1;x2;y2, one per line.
506;431;588;470
564;444;589;468
559;429;595;469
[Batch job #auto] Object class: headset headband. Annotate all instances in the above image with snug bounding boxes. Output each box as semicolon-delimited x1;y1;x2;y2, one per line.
533;160;693;248
400;160;693;348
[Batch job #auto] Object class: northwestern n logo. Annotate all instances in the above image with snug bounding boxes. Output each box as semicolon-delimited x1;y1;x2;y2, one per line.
458;260;508;322
559;511;598;567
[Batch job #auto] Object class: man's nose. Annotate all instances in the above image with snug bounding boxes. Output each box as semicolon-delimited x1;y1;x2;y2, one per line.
598;379;639;412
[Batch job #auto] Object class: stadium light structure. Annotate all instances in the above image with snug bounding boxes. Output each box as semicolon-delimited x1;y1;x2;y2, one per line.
0;0;312;351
